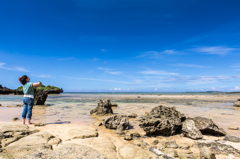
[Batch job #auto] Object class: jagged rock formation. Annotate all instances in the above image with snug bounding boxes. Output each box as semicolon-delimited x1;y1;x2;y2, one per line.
139;105;186;136
90;99;113;116
103;115;129;134
34;90;48;105
193;116;226;136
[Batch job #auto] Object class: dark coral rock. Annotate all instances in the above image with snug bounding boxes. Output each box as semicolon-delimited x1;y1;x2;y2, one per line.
90;99;113;116
139;105;186;136
34;90;48;105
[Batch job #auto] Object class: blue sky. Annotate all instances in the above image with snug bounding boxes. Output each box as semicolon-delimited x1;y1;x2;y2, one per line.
1;0;240;92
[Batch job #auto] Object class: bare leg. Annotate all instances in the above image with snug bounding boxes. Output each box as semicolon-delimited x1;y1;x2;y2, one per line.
23;119;26;125
27;119;32;125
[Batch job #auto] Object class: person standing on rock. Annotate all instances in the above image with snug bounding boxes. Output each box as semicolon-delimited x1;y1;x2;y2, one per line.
19;75;42;125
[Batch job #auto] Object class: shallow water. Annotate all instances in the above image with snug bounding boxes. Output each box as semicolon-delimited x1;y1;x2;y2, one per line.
0;93;239;136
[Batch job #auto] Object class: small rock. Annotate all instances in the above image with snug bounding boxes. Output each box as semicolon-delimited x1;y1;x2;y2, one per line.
33;123;46;127
226;154;235;159
143;142;149;147
228;126;239;130
93;121;102;126
223;135;240;143
200;146;216;159
16;104;23;107
57;119;60;121
48;137;61;145
137;96;141;98
12;117;19;121
126;113;138;118
0;104;2;107
152;140;159;145
187;103;192;105
179;143;190;150
163;148;178;157
124;133;133;140
165;140;178;149
7;106;15;107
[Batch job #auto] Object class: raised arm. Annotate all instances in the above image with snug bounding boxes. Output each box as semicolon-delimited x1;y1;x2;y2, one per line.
32;82;42;87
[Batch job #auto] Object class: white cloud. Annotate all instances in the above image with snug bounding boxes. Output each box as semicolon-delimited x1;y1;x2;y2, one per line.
16;67;29;72
194;46;237;55
154;88;158;91
101;49;107;52
231;86;240;91
0;63;29;72
97;67;123;75
114;88;121;90
139;69;179;76
211;87;216;90
171;63;207;68
136;50;178;58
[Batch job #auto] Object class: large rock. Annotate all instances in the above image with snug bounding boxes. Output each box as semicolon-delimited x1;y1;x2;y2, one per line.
139;105;186;136
0;122;39;147
234;99;240;107
0;85;15;94
197;140;240;157
193;116;226;136
34;90;48;105
182;119;203;140
90;99;113;116
103;115;129;133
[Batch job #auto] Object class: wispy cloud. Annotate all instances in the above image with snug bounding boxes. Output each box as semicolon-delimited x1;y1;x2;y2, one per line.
171;63;208;68
0;63;29;72
101;49;107;52
193;46;237;55
139;69;179;76
62;76;131;84
136;50;179;58
98;67;123;75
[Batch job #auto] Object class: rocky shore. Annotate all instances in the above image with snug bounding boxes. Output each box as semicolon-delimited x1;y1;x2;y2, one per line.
0;95;240;158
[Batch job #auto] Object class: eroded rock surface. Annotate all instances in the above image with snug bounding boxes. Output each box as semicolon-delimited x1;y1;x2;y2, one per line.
200;146;216;159
0;122;39;147
193;116;226;136
90;99;113;116
197;140;240;157
182;119;203;140
139;105;186;136
103;115;129;134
